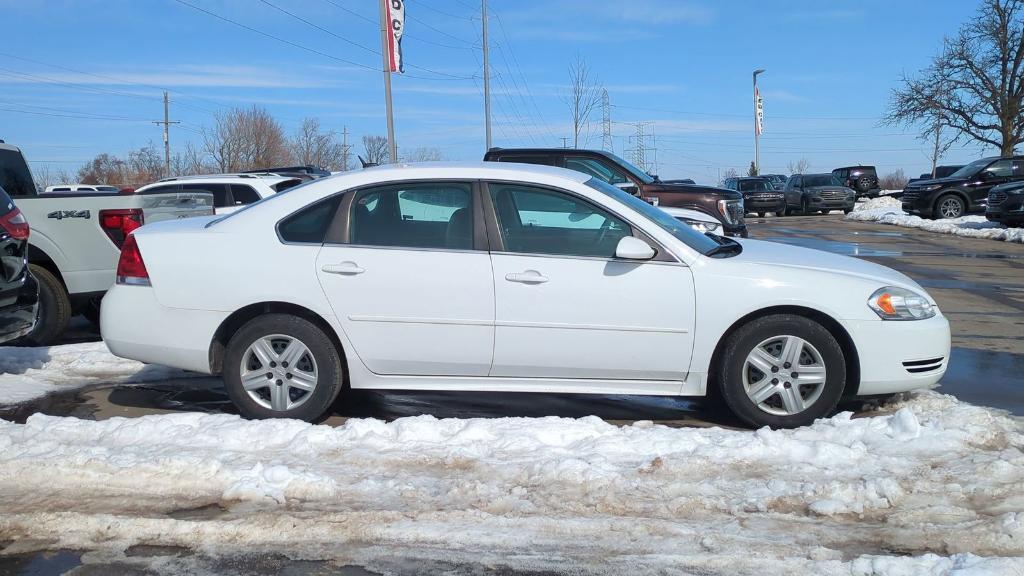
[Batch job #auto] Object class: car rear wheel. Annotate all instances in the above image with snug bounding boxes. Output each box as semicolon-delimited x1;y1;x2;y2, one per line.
223;314;344;421
935;194;965;219
801;198;811;215
717;314;846;429
820;209;830;214
18;264;71;346
757;211;766;218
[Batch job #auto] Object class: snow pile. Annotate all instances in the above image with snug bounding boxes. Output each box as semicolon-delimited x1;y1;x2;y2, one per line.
878;189;902;196
0;391;1021;574
0;342;195;405
848;197;1024;243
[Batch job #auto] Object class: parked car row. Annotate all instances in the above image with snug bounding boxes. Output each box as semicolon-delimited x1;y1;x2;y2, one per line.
721;175;855;217
902;155;1024;220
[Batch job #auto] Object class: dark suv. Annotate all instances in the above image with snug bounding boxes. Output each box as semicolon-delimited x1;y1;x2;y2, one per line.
985;181;1024;227
902;156;1024;219
722;177;786;217
832;166;881;198
483;148;747;237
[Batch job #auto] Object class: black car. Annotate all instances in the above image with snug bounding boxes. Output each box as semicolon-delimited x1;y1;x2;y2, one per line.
0;185;38;343
985;181;1024;227
783;174;857;215
832;166;881;198
483;148;747;237
902;156;1024;219
722;177;786;217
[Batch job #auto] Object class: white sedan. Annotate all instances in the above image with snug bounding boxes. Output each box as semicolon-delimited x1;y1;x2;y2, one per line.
102;162;950;428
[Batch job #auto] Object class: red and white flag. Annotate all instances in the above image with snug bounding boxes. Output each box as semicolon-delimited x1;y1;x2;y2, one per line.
386;0;405;73
755;87;764;135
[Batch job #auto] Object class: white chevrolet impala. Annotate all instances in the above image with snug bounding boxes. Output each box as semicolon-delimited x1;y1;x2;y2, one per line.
102;163;950;428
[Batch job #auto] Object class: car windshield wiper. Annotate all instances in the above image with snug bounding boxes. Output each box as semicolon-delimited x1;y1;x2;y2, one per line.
705;236;743;258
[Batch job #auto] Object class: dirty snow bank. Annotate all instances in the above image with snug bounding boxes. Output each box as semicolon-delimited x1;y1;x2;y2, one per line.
848;197;1024;243
0;342;195;405
0;391;1021;574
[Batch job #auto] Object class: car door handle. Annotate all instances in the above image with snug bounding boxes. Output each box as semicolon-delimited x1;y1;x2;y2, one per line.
505;270;548;284
322;261;365;275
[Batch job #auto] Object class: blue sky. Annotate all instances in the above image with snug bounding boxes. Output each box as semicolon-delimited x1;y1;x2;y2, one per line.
0;0;996;184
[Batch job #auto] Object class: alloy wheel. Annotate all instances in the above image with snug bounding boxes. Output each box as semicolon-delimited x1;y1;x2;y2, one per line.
939;197;964;218
239;334;319;411
742;335;827;416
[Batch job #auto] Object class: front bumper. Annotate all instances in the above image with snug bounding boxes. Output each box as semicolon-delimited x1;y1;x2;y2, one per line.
0;272;39;344
985;195;1024;224
846;314;951;396
810;196;856;210
724;222;748;238
744;197;786;213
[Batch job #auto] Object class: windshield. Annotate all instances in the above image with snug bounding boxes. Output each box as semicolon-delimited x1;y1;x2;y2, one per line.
584;178;720;255
737;179;774;192
601;152;655;185
802;174;844;187
948;158;995;179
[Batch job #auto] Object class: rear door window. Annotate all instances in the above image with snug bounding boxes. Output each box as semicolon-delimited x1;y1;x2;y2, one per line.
350;182;474;250
0;148;37;197
279;195;343;244
229;184;261;205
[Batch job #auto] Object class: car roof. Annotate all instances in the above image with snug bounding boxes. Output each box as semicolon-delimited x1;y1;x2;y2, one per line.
832;165;876;170
358;161;591;183
150;174;296;185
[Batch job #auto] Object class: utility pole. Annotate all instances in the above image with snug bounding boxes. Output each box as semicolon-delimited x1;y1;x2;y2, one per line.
152;91;180;176
753;69;765;175
601;89;612;152
379;0;397;163
341;126;351;171
482;0;492;150
560;137;569;148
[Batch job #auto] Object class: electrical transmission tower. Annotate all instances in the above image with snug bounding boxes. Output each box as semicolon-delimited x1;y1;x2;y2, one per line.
626;122;656;174
601;89;613;153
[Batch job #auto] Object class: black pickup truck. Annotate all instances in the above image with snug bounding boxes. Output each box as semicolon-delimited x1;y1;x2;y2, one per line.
483;148;747;237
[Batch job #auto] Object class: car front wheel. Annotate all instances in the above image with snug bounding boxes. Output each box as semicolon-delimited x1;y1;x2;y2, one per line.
223;314;344;421
718;314;846;429
935;194;965;219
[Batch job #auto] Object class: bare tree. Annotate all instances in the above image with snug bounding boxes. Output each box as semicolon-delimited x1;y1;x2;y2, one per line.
884;0;1024;155
787;158;811;174
32;165;74;190
362;135;389;165
406;147;444;162
879;169;909;190
289;118;348;170
562;54;603;148
171;141;215;177
205;106;290;172
720;168;739;182
77;153;126;185
126;144;165;184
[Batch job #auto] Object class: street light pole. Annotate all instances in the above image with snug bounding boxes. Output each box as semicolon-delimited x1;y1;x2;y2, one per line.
753;69;765;175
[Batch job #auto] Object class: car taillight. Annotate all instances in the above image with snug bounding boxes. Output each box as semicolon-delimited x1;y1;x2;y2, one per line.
99;208;143;248
116;234;150;286
0;208;29;240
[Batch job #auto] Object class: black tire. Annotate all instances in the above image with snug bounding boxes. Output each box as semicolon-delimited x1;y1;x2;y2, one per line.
81;298;101;329
801;198;811;215
223;314;344;421
933;194;965;219
820;209;830;215
843;208;853;215
757;211;766;218
717;314;846;429
18;264;71;346
775;210;785;217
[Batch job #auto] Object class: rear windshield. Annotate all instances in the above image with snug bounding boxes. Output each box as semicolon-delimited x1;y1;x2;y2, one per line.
0;148;37;197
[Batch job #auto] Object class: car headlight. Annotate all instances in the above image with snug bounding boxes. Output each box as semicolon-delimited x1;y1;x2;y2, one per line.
678;217;720;233
924;184;942;191
717;199;742;224
868;287;936;320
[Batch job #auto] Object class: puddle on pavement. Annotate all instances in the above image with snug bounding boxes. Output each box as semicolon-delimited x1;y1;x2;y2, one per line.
937;348;1024;415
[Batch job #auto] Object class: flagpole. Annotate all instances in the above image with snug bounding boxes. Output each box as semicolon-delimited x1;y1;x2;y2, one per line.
752;68;765;175
482;0;492;150
380;0;397;163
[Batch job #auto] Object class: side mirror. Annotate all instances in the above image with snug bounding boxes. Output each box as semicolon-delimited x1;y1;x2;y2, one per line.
615;236;655;260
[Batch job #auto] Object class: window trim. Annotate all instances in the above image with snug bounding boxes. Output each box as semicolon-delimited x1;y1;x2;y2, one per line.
323;179;487;252
480;180;677;263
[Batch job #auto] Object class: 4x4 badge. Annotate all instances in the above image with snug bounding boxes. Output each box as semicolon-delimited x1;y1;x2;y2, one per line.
47;210;91;220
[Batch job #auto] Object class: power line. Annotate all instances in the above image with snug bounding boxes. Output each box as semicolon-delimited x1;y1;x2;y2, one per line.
319;0;472;50
611;103;881;121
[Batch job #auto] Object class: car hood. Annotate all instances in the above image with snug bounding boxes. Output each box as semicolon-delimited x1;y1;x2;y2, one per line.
907;176;968;188
804;186;854;194
645;182;743;200
717;238;923;293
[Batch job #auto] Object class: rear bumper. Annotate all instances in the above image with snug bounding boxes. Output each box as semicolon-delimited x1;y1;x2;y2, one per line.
101;284;226;374
0;272;38;344
846;314;951;395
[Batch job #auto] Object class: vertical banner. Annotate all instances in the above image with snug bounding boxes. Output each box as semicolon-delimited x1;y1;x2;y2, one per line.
755;87;764;135
387;0;405;73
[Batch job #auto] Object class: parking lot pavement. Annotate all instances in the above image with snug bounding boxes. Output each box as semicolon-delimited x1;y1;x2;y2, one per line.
750;213;1024;414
